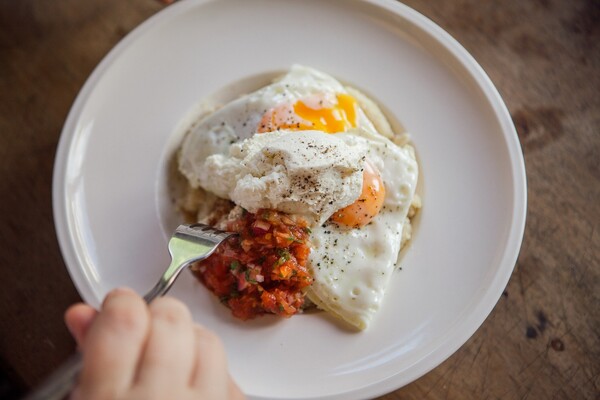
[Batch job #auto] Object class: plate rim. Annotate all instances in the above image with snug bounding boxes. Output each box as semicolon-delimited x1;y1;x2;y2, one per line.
52;0;527;399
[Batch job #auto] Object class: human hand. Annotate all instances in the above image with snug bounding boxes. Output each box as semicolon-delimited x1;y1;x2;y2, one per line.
64;288;245;400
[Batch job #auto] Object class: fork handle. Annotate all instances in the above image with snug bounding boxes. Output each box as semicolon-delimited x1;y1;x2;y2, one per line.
22;352;83;400
143;277;171;303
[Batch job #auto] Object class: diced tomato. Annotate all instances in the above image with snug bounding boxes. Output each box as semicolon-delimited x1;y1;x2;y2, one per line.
251;220;271;235
191;209;312;320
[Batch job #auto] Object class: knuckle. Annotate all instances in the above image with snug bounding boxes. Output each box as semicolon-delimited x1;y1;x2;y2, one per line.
195;326;223;348
101;290;147;331
149;297;191;324
102;296;147;334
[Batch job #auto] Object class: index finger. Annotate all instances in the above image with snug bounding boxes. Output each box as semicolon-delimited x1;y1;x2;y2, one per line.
77;288;149;399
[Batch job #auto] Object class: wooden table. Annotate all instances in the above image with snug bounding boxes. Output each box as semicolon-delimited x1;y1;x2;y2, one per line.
0;1;598;399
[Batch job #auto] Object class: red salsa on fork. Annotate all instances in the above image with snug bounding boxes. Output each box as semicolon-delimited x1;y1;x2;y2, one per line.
192;209;312;320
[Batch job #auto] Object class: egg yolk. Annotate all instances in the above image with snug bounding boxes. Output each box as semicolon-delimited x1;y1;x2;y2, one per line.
257;93;357;134
330;160;385;228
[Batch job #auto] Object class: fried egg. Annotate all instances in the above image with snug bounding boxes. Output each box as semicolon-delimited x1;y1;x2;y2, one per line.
307;129;417;329
179;65;379;189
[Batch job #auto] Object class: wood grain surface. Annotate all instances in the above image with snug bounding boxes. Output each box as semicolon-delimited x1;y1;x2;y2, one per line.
0;1;598;399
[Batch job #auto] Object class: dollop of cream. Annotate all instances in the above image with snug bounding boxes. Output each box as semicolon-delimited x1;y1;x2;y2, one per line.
187;130;367;224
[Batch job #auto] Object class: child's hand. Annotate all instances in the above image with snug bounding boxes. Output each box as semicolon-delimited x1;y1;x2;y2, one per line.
65;288;245;400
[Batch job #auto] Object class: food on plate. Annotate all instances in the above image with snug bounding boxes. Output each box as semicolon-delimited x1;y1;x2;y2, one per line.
194;208;312;320
176;65;420;329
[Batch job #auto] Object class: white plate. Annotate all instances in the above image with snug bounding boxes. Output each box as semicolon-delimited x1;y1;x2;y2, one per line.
53;0;526;399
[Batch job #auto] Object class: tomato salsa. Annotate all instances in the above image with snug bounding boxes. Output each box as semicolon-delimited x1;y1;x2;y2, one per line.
192;209;312;320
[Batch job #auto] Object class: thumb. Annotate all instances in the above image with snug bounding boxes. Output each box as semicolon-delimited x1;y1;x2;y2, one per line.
64;303;98;348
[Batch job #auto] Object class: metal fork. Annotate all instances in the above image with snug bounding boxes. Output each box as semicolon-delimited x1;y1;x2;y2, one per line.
23;223;235;400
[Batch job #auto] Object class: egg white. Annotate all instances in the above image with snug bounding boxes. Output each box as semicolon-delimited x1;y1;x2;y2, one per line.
307;128;418;330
